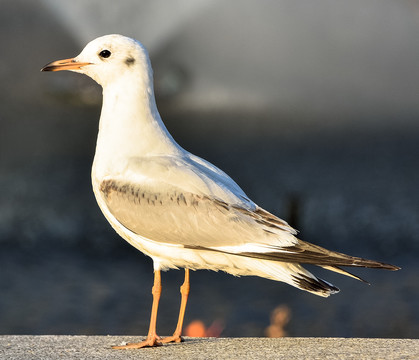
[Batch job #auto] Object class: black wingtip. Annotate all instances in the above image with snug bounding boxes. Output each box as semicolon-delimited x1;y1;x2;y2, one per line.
293;274;340;296
379;263;401;271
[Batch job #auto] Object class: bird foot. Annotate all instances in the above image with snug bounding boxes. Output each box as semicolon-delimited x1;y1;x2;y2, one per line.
160;334;184;344
112;335;162;349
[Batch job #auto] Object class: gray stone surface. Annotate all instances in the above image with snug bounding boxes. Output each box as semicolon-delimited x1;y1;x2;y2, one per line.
1;336;418;360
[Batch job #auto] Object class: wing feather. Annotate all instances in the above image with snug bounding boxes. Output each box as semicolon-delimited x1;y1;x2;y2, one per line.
100;177;297;249
97;154;298;249
98;154;399;273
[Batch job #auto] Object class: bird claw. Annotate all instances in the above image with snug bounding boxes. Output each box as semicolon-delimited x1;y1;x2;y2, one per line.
160;335;184;344
112;336;163;349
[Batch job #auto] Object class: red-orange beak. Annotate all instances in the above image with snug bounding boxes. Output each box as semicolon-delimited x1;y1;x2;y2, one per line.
41;57;92;72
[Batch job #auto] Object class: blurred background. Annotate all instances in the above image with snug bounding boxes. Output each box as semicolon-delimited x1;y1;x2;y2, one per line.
1;0;418;338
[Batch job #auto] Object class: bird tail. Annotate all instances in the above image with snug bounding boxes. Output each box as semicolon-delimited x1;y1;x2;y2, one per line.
231;238;399;296
285;263;340;297
222;256;341;297
186;240;399;297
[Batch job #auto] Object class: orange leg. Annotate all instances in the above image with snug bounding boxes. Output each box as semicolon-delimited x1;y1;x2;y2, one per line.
112;270;162;349
161;268;190;344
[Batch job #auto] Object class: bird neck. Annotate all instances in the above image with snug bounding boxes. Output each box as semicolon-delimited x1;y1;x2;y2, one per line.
93;74;181;177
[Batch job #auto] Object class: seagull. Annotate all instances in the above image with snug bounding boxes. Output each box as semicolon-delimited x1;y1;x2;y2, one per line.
41;34;399;349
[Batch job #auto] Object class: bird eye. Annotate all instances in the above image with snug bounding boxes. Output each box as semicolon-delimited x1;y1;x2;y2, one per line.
99;50;111;59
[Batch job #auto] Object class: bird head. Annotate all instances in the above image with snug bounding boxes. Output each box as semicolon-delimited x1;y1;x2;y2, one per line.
41;34;152;87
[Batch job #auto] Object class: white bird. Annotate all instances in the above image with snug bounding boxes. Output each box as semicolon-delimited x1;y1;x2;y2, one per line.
41;34;399;349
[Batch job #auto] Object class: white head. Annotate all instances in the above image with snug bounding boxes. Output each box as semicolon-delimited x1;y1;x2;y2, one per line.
41;34;153;87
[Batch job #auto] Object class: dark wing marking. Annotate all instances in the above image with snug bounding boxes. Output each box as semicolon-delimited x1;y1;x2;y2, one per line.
232;205;297;235
292;274;340;294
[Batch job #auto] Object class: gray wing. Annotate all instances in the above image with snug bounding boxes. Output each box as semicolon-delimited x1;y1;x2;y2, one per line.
98;154;297;249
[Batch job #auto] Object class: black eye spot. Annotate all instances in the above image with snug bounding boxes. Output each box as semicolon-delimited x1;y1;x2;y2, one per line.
125;57;135;66
99;50;111;59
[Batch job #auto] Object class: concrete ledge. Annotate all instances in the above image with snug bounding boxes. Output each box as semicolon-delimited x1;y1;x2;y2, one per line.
1;336;418;360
